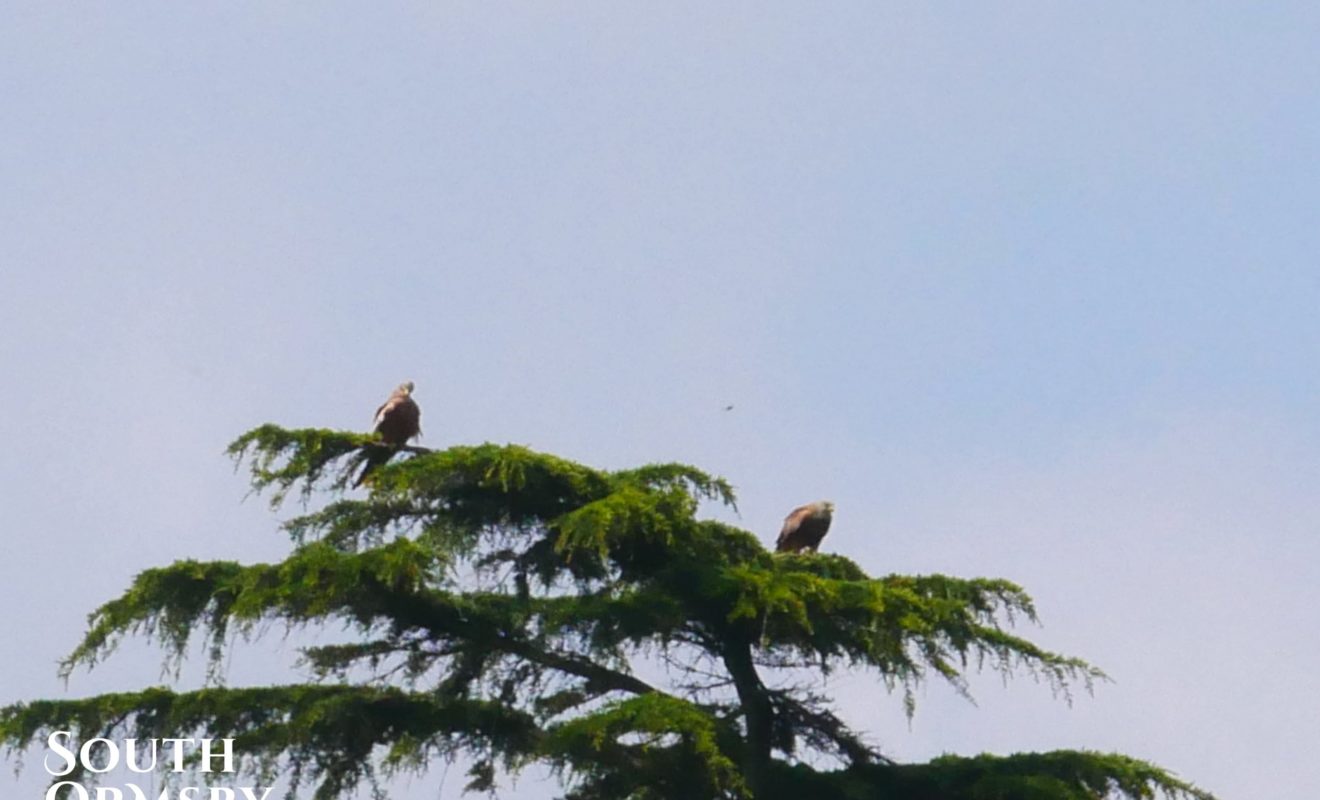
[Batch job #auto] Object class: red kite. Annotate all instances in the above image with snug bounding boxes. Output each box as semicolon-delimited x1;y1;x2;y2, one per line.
775;501;835;554
372;380;422;445
354;381;421;487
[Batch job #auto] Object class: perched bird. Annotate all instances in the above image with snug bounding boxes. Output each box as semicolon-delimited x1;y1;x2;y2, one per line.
354;381;422;487
775;500;835;554
371;380;422;445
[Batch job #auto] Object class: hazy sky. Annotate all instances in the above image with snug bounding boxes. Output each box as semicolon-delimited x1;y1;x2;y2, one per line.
4;4;1319;799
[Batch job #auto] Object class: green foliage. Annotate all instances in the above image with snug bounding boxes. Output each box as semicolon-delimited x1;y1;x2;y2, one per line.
543;694;746;799
1;686;536;799
1;426;1215;800
764;751;1211;800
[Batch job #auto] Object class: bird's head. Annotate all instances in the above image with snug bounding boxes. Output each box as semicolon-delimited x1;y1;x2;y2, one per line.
398;381;415;395
817;500;836;516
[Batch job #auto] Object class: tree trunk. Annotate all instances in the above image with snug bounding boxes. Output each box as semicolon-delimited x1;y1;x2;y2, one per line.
723;639;772;797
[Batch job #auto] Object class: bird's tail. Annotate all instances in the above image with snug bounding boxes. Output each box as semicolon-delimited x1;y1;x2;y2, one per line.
353;446;395;488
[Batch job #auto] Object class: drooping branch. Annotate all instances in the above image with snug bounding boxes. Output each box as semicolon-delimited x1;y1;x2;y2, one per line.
761;690;882;768
542;694;747;800
0;685;539;800
798;750;1219;800
725;558;1106;713
60;542;662;706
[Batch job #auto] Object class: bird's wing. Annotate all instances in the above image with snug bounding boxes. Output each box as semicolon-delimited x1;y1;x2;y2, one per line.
799;514;831;550
776;505;811;550
375;395;422;445
373;391;407;431
372;399;391;429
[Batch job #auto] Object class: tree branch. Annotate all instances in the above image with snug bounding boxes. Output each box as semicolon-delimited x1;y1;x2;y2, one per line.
365;576;659;699
766;690;886;767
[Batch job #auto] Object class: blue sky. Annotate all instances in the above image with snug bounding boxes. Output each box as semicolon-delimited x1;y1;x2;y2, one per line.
4;4;1319;798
